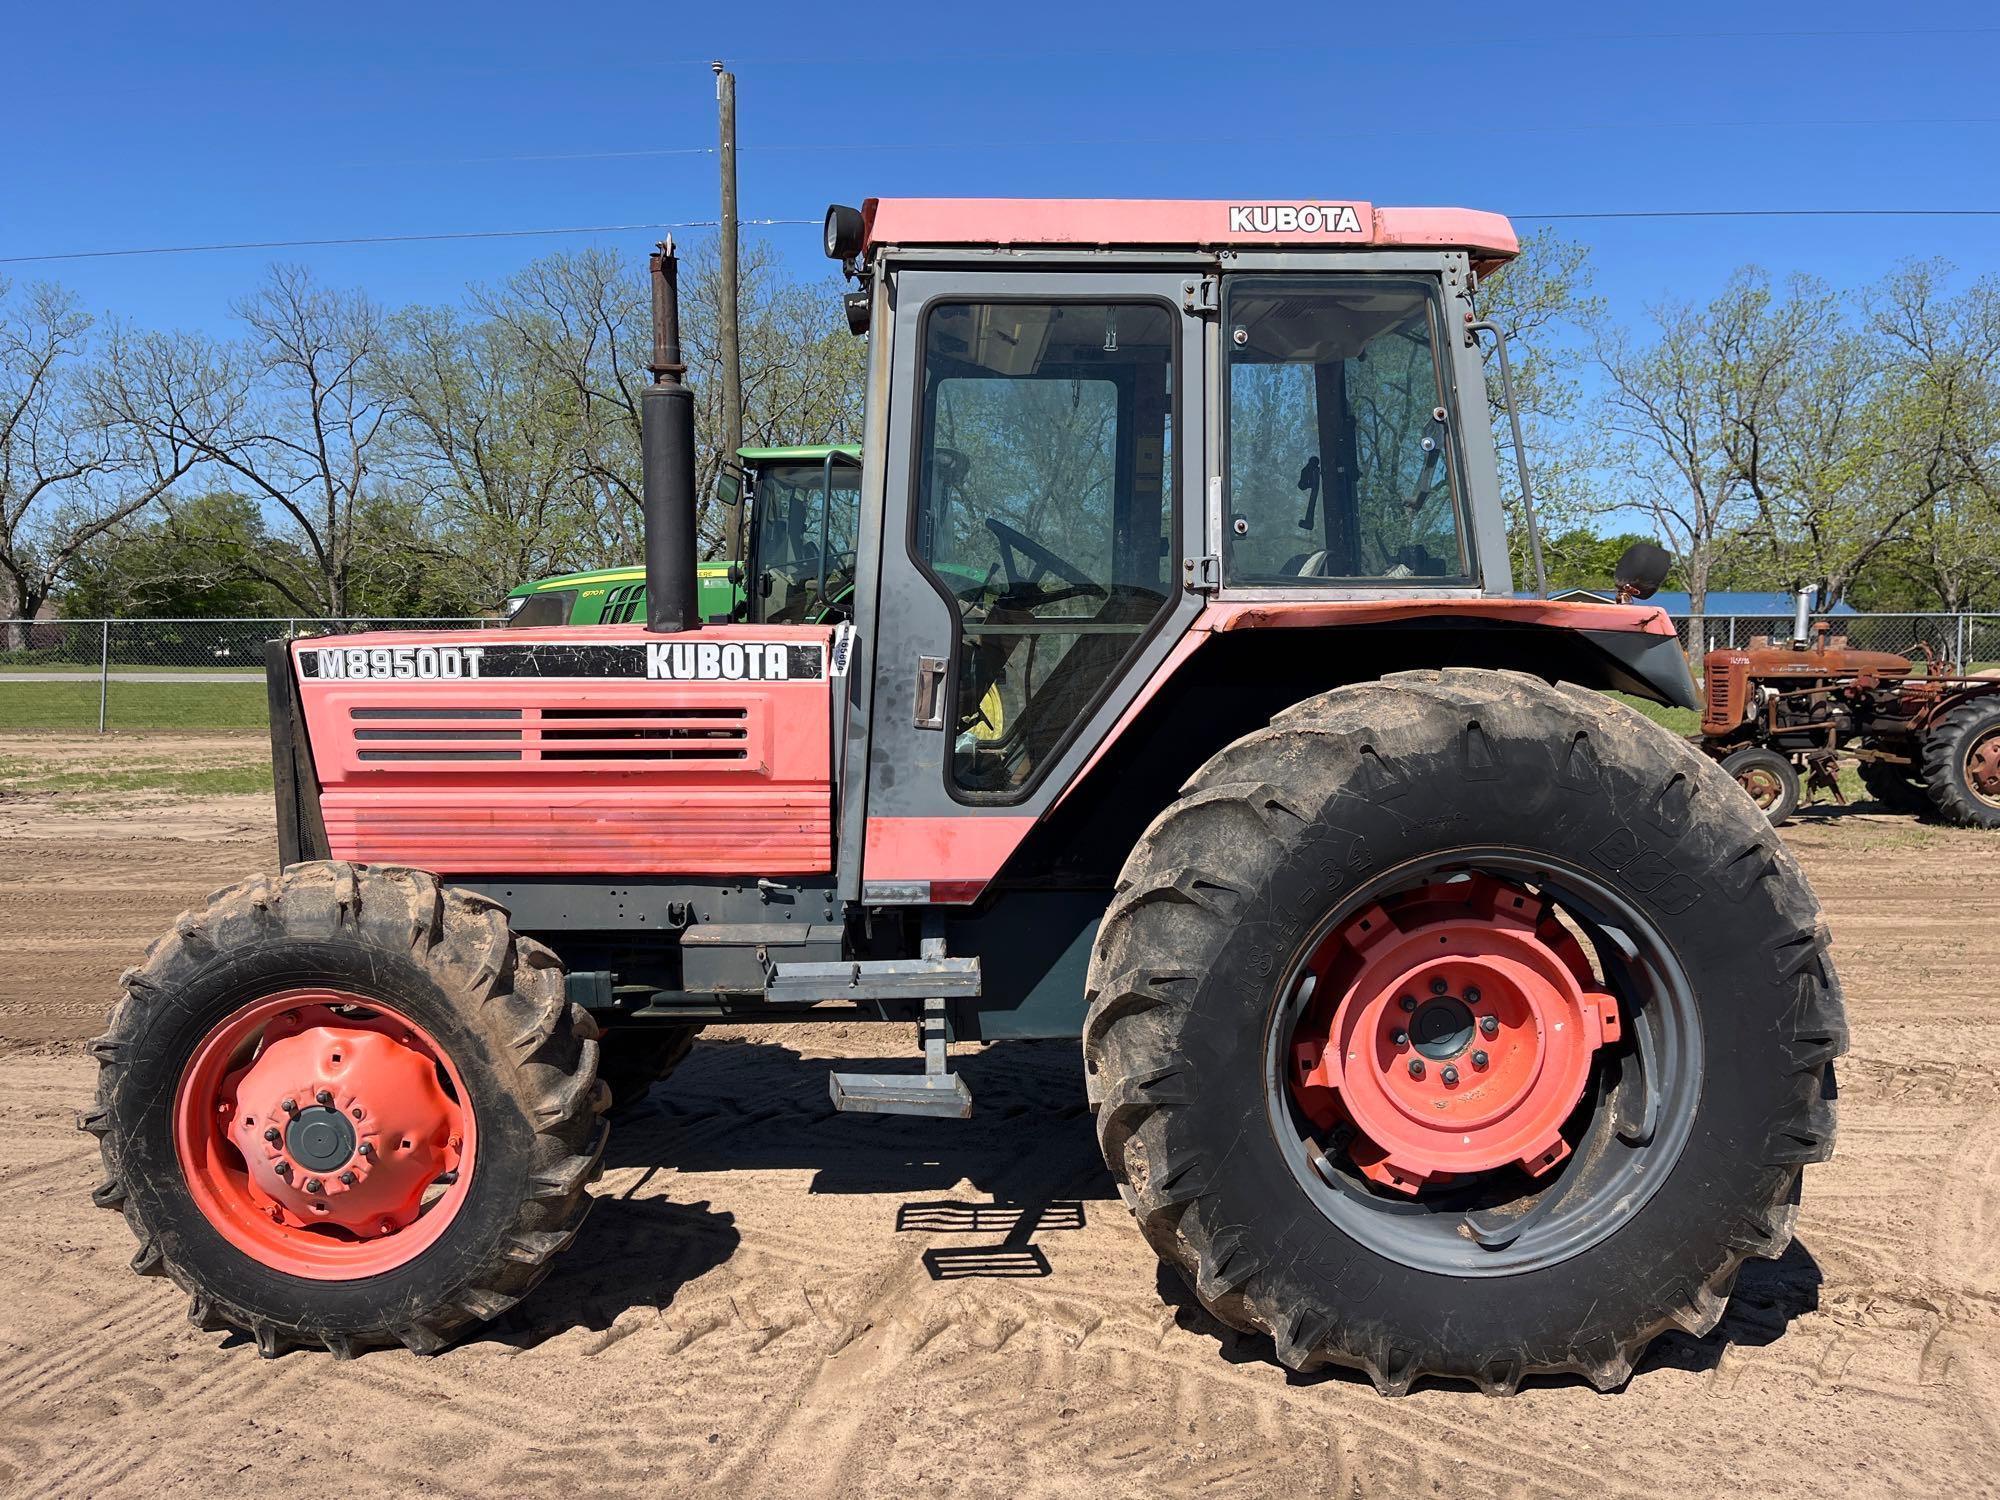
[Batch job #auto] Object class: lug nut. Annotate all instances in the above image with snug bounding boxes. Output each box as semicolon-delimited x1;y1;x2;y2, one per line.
1464;986;1481;1005
281;1098;299;1116
1472;1050;1489;1069
339;1170;358;1186
1407;1059;1425;1079
1442;1065;1460;1085
1391;1029;1408;1047
1430;977;1449;995
263;1126;281;1144
315;1089;334;1107
302;1177;322;1195
358;1141;374;1159
1400;995;1417;1013
275;1161;292;1178
1480;1015;1500;1037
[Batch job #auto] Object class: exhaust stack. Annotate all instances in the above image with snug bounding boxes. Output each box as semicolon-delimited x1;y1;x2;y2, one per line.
1791;586;1813;649
643;239;699;634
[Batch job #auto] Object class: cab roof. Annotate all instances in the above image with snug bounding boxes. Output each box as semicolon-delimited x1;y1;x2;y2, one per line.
861;198;1519;268
736;442;861;462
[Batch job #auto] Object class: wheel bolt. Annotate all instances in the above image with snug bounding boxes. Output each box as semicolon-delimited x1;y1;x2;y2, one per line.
1463;986;1481;1005
315;1089;334;1107
302;1177;322;1195
1480;1015;1500;1037
275;1161;291;1178
281;1098;299;1116
1472;1050;1489;1070
1442;1065;1460;1085
339;1170;358;1186
1430;977;1450;995
263;1126;281;1144
1407;1059;1425;1079
358;1141;374;1159
1400;995;1417;1013
1391;1030;1408;1047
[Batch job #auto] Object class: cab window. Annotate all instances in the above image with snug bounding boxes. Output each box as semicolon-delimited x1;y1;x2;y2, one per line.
750;462;861;624
504;589;575;628
914;300;1175;798
1225;277;1469;584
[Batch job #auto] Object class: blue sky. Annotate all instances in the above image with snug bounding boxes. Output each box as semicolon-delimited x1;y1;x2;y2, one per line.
4;0;1997;334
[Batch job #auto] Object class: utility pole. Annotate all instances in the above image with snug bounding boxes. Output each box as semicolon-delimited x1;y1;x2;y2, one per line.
712;60;745;562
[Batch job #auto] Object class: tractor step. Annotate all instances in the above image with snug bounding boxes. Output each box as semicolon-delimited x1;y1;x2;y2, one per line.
829;990;972;1118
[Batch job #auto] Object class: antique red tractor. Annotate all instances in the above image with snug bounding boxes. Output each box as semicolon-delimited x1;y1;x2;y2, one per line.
1699;591;2000;826
80;200;1842;1395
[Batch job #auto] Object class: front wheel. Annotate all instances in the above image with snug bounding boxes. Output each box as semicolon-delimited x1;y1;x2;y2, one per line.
1084;670;1844;1394
80;862;608;1358
1719;744;1800;825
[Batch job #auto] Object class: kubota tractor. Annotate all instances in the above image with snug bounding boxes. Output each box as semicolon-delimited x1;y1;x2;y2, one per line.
81;199;1843;1394
1697;590;2000;827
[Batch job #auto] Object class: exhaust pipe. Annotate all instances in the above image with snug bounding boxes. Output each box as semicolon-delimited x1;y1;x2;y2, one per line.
1792;586;1813;648
643;238;699;635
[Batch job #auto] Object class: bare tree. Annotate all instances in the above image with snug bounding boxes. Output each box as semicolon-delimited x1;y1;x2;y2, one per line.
115;266;405;616
0;280;230;640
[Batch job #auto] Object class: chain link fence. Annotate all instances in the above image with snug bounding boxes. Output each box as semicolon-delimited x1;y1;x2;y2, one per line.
5;611;1998;734
0;618;484;733
1674;613;2000;670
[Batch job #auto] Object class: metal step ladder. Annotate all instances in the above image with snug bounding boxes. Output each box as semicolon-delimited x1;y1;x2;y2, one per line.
828;934;972;1118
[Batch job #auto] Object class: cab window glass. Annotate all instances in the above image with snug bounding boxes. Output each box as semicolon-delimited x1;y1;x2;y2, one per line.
751;461;861;624
1226;278;1469;584
505;590;575;628
915;301;1175;797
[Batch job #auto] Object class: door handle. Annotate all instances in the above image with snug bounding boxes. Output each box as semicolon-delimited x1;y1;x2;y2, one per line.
913;655;947;730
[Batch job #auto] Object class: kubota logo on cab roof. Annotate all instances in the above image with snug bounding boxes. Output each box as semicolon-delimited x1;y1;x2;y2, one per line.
1227;204;1365;235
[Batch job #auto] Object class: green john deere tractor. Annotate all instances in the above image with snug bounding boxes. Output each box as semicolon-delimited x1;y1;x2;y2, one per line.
500;444;862;629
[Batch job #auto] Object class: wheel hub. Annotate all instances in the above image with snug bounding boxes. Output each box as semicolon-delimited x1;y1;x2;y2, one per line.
1290;875;1621;1195
285;1106;356;1173
1968;733;2000;804
1736;766;1784;809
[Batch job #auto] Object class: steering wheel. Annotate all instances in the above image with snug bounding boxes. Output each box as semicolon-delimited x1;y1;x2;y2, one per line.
983;517;1106;608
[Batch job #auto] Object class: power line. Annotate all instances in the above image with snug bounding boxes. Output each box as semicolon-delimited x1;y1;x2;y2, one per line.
0;220;815;266
7;208;1998;267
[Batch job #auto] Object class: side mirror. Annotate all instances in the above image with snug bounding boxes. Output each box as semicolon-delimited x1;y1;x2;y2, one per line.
1613;541;1673;602
715;471;742;510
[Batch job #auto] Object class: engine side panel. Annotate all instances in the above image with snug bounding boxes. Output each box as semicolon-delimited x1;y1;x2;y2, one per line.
293;626;835;876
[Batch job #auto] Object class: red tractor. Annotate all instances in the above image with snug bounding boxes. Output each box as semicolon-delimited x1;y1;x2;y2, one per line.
1699;591;2000;827
80;200;1841;1395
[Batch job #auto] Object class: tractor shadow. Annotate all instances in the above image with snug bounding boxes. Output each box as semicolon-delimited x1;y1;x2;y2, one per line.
1153;1239;1825;1395
603;1035;1113;1284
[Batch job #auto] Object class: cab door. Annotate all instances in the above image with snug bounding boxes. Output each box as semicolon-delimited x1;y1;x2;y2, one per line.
851;269;1209;904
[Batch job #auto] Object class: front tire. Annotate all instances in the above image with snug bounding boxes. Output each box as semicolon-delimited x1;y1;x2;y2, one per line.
1719;744;1800;825
80;861;609;1358
1084;670;1843;1394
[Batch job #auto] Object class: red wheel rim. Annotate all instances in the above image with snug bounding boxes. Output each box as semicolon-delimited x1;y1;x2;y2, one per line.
1735;766;1785;810
1289;874;1620;1195
173;988;475;1280
1967;731;2000;807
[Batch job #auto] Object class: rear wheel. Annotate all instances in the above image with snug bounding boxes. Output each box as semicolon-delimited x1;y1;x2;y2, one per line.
1857;758;1929;816
80;861;608;1357
1084;670;1843;1394
1719;745;1800;825
1921;700;2000;829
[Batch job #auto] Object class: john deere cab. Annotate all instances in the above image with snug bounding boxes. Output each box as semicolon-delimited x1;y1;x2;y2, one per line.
84;200;1841;1395
499;444;862;628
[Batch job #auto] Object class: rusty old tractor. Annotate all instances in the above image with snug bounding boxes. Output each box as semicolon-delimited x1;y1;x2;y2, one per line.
80;199;1842;1395
1699;591;2000;827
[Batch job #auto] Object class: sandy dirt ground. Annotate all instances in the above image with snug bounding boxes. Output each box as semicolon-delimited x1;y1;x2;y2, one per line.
1;735;1997;1497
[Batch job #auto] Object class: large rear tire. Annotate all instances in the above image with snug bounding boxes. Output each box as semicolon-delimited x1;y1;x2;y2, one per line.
1084;670;1843;1394
1858;758;1929;816
80;861;609;1358
1921;700;2000;829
